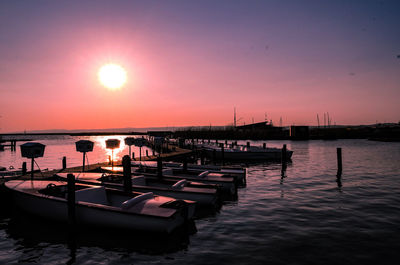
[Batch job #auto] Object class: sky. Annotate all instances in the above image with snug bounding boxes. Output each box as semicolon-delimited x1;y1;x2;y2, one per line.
0;0;399;132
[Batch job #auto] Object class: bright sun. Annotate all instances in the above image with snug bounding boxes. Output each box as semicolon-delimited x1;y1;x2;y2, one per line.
98;64;127;90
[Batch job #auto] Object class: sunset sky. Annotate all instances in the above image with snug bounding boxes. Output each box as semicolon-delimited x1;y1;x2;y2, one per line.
1;0;399;133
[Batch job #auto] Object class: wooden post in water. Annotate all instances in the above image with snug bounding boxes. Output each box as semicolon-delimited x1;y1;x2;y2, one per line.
247;142;250;148
67;173;76;228
30;158;34;180
62;156;67;170
200;149;205;165
183;156;188;172
220;143;225;166
157;156;163;178
281;144;287;175
225;140;228;146
132;152;135;161
22;162;27;175
337;147;342;175
122;155;132;193
146;150;149;157
263;143;266;149
281;144;287;164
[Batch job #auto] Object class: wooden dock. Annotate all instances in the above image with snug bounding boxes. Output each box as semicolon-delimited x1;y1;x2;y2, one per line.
5;146;192;181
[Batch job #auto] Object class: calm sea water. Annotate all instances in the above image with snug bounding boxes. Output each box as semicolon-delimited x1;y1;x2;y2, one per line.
1;137;400;264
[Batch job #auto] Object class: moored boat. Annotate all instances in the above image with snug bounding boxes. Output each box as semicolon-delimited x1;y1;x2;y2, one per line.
4;180;195;233
100;166;238;199
54;172;221;210
129;161;247;187
202;144;293;161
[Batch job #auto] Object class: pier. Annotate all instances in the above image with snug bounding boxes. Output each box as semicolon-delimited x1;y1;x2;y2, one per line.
2;145;193;181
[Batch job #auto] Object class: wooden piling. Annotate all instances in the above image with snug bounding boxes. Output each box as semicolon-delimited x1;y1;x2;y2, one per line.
62;156;67;170
146;150;149;157
122;155;132;193
337;147;342;175
22;162;27;175
183;156;188;172
30;158;34;180
67;173;76;228
221;144;225;166
281;144;287;164
263;143;266;149
247;142;250;148
281;144;287;176
157;156;163;178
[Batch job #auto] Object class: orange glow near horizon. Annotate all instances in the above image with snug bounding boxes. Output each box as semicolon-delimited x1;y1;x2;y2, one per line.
98;64;127;90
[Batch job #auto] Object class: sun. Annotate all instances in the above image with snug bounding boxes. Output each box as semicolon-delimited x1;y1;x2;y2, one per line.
98;64;127;90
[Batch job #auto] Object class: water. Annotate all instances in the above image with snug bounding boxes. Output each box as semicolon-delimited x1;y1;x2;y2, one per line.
1;137;400;264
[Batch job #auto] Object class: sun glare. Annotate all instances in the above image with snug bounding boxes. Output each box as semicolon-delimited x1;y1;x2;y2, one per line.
98;64;127;90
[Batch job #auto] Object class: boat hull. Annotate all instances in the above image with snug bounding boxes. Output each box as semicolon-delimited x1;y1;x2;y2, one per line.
6;181;188;234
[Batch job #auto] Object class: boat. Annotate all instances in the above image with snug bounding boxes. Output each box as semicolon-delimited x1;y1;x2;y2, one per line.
0;166;22;180
4;180;196;233
201;144;293;161
54;172;221;209
100;166;238;199
129;161;247;187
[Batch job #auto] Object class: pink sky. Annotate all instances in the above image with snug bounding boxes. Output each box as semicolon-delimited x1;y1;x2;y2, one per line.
1;1;399;133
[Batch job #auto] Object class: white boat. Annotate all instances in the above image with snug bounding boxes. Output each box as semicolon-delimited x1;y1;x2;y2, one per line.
202;144;293;161
130;161;247;187
101;166;238;199
54;172;221;209
5;180;196;233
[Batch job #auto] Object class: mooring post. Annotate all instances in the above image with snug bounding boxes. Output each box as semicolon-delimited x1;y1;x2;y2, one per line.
132;152;135;161
281;144;287;176
62;156;67;170
122;155;132;193
157;156;163;178
67;173;76;228
282;144;287;164
30;158;34;180
247;142;250;148
221;144;225;166
183;156;188;172
146;150;149;157
225;140;228;146
337;147;342;175
263;143;266;149
200;149;205;165
22;162;27;175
